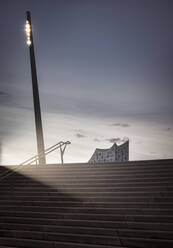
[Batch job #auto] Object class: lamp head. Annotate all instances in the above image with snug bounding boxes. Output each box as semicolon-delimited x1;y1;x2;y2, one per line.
25;20;31;46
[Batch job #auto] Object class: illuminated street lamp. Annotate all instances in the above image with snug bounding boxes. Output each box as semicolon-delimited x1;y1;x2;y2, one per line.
25;11;46;165
25;20;32;46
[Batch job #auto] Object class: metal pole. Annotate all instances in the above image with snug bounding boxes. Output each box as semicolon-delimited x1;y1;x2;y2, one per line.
60;146;64;165
60;144;67;165
26;11;46;165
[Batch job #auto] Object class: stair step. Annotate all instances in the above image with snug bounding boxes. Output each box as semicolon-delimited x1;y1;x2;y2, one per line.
0;223;173;239
14;166;173;171
1;195;173;202
8;170;173;179
1;192;173;199
0;223;122;236
1;182;173;188
0;200;172;208
0;210;173;222
0;246;16;248
14;169;173;178
1;216;173;230
122;237;173;248
6;176;173;184
0;206;172;215
1;191;172;197
0;237;120;248
19;164;173;170
15;168;173;176
9;172;173;179
0;229;121;246
0;185;172;192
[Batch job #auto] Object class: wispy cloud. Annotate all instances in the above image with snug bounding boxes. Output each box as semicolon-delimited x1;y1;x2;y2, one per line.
74;129;85;133
76;133;86;138
165;127;172;132
93;136;129;143
105;137;129;144
105;138;122;143
111;123;130;128
74;129;87;138
93;138;101;142
0;91;11;105
0;91;9;96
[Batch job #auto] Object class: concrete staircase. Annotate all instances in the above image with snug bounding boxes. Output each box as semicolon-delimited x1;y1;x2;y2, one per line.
0;159;173;248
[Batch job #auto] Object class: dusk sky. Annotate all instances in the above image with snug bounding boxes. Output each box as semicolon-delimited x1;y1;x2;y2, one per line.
0;0;173;164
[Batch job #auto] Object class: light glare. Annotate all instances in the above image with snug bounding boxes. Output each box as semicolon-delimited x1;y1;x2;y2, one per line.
26;28;30;33
25;20;31;46
27;40;31;46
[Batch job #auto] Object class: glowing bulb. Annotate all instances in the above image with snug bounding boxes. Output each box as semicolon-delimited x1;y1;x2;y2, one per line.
25;20;31;46
27;40;31;46
26;28;30;33
26;32;30;37
25;21;31;34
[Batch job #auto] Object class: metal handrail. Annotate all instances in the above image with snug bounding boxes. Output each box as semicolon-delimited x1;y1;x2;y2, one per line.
0;141;71;182
21;141;71;165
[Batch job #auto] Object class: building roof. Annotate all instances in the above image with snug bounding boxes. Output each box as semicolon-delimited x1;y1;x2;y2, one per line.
94;140;129;152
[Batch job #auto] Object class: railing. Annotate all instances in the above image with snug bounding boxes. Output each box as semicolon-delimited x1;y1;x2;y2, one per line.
0;141;71;182
20;141;71;165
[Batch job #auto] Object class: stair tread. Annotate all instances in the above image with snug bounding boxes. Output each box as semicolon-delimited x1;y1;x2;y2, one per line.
0;223;173;235
0;237;121;248
1;216;173;228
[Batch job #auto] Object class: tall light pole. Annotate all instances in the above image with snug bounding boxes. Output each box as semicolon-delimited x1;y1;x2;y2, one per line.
25;11;46;165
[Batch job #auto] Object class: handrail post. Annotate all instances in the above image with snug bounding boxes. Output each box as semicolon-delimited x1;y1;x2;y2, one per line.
60;143;68;165
60;146;64;165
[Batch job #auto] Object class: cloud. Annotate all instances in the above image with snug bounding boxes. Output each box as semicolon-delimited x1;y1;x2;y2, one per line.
74;129;87;138
93;138;101;142
74;129;85;133
0;90;33;112
0;91;11;105
165;127;172;132
0;91;9;96
112;123;130;127
106;138;122;143
93;137;129;143
105;137;129;144
76;133;86;138
41;91;134;119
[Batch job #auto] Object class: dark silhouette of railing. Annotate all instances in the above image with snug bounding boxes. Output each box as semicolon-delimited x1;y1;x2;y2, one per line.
21;141;71;165
0;141;71;182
